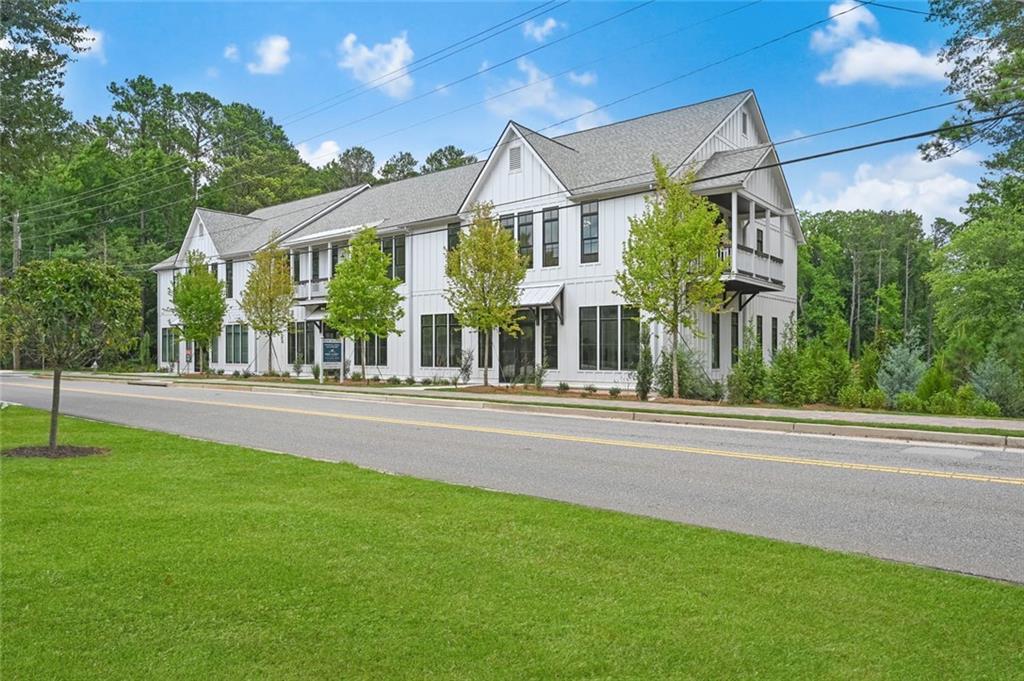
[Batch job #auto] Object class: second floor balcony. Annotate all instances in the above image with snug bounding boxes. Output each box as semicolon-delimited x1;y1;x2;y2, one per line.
293;279;327;301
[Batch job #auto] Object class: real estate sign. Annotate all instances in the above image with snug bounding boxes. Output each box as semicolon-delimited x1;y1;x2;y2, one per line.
323;339;343;368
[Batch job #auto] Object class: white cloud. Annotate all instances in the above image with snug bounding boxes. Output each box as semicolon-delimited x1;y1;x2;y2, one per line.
486;58;610;133
338;32;414;99
523;17;563;42
811;2;944;87
567;70;596;86
810;1;878;52
817;38;945;86
77;28;106;64
296;140;341;168
205;66;220;79
223;43;239;61
247;35;290;75
799;151;981;228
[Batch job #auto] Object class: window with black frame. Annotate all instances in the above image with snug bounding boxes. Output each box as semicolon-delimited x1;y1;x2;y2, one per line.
421;314;459;367
354;334;387;367
580;202;599;263
541;308;558;369
447;223;461;251
517;212;533;267
542;208;559;267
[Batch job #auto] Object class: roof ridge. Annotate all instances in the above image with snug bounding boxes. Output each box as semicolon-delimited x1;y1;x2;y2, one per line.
196;206;262;221
551;89;753;141
511;121;578;152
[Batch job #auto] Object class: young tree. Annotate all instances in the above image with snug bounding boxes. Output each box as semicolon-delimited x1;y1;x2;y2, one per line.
239;237;294;373
0;259;140;450
325;228;404;383
443;203;527;386
169;251;227;372
615;158;727;398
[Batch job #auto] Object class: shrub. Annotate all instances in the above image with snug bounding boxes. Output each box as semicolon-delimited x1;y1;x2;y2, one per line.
634;324;654;402
916;362;954;403
293;360;303;377
895;392;924;413
727;328;767;404
351;371;363;381
242;370;252;379
802;338;851;405
862;388;886;410
311;364;321;381
971;349;1024;417
458;350;474;386
655;344;716;400
609;386;621;398
971;399;1002;417
927;390;957;415
557;381;570;393
584;384;597;395
877;340;926;407
532;363;548;391
857;344;882;391
386;375;401;385
837;384;863;409
216;369;225;375
420;377;433;386
954;384;978;415
369;375;381;383
232;370;240;378
766;328;808;406
404;376;416;385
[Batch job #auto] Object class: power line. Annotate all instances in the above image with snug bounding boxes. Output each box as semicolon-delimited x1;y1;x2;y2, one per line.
10;0;566;217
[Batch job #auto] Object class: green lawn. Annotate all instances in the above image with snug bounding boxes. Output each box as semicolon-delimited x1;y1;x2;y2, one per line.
2;406;1021;680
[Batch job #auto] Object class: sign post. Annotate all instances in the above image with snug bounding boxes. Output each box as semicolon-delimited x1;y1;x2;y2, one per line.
322;338;343;384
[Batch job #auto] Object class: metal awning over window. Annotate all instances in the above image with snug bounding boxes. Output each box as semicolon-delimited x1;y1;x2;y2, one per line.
517;283;564;324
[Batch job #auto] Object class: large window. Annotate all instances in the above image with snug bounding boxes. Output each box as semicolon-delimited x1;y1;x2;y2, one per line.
580;202;599;263
542;208;559;267
579;305;638;371
380;235;406;282
730;312;740;366
711;314;720;369
287;321;315;365
500;214;515;233
771;317;779;355
354;335;388;367
447;223;461;251
225;260;234;298
421;314;461;368
161;328;179;363
541;308;558;370
756;315;764;351
517;212;534;268
225;324;249;364
292;252;301;283
312;249;320;281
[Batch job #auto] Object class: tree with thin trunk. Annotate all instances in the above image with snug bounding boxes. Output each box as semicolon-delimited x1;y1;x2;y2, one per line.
0;259;139;450
169;251;226;373
443;202;526;387
615;157;726;398
240;236;294;373
325;228;404;383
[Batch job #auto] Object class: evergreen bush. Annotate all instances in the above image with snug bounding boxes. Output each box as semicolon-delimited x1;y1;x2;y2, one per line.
927;390;957;415
877;340;926;407
766;327;808;406
634;324;654;402
727;327;767;404
971;349;1024;417
609;386;622;398
916;362;954;402
895;392;923;413
837;384;863;409
862;388;886;410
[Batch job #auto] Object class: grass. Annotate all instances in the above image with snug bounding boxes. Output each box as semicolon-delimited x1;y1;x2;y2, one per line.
2;406;1022;679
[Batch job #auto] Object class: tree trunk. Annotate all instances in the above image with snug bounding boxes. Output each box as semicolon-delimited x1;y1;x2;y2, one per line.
267;333;273;375
361;340;367;385
49;368;62;451
482;329;490;387
671;299;680;398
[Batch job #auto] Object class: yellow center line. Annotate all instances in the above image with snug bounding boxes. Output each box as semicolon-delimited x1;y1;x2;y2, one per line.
7;381;1024;486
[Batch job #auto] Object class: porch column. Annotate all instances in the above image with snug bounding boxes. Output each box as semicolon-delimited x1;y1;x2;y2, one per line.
748;198;756;251
730;192;738;273
765;208;772;256
307;245;313;301
327;241;332;279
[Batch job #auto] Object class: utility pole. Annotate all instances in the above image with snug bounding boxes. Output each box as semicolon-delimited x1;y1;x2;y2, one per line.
11;211;21;370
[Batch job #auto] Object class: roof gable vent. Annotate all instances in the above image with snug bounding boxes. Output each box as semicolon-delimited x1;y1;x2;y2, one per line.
509;145;522;173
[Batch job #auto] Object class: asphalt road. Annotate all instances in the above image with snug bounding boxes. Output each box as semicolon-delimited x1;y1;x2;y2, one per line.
2;374;1022;582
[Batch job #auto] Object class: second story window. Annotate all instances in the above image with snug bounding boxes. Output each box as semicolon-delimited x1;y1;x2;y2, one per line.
447;223;461;251
580;202;599;264
517;212;533;268
500;214;515;234
225;260;234;298
380;235;406;283
742;111;748;136
311;250;320;281
542;208;559;267
292;252;301;283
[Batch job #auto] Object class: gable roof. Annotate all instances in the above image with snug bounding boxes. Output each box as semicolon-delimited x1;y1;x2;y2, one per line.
286;162;484;243
690;146;772;192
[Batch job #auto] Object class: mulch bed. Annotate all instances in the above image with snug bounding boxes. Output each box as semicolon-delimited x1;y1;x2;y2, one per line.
2;446;108;459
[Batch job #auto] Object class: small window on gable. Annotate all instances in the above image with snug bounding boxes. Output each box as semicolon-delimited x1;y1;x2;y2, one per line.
741;112;748;136
509;145;522;173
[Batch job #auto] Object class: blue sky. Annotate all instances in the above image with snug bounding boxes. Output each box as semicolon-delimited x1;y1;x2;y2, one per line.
65;0;985;227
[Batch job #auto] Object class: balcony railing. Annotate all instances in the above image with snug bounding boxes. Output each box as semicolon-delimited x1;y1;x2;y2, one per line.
719;245;783;285
293;279;327;300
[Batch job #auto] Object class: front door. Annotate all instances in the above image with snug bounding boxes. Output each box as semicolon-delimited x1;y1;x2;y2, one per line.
498;311;536;383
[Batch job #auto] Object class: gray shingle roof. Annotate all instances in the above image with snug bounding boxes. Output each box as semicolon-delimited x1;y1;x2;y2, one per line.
288;162;484;241
691;145;771;191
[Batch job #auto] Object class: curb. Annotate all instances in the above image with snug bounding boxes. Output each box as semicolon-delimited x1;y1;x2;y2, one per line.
41;372;1021;450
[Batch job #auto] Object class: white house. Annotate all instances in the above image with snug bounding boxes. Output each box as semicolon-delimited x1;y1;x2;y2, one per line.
153;89;802;387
